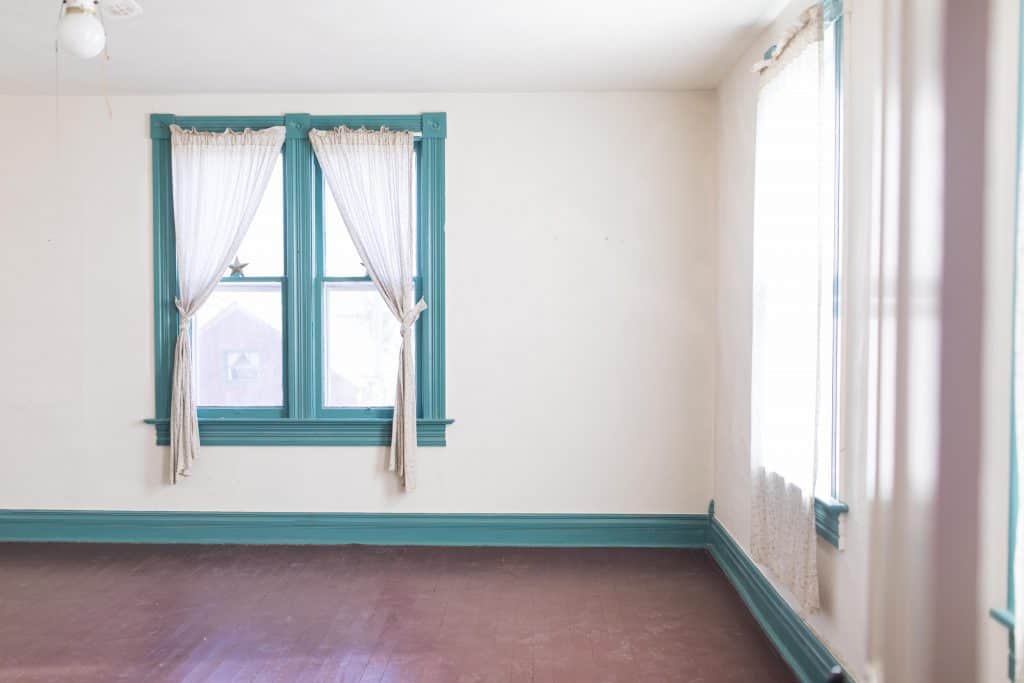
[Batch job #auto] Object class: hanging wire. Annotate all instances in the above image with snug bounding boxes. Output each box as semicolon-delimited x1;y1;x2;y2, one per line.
54;1;64;160
97;2;113;118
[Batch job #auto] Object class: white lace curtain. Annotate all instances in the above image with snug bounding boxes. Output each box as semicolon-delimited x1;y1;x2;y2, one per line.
748;5;830;612
169;125;286;482
309;127;424;491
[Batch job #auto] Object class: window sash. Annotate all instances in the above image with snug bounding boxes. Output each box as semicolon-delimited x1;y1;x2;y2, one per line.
312;161;425;418
197;277;288;418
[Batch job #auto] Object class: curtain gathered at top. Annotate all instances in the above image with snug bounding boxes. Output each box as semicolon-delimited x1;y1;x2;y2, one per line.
309;126;424;491
748;4;829;612
168;124;286;483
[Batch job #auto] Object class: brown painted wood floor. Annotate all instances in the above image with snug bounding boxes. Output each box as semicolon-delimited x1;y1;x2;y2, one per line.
0;544;795;682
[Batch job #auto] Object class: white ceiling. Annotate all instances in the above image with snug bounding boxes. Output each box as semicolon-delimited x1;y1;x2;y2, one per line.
0;0;787;94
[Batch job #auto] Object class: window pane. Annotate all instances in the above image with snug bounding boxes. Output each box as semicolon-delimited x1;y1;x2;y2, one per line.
322;166;416;277
195;281;283;407
324;282;402;407
323;178;367;277
231;156;283;277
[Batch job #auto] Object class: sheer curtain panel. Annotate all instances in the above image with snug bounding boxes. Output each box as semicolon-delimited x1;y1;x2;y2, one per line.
309;127;425;491
169;125;286;482
748;5;830;612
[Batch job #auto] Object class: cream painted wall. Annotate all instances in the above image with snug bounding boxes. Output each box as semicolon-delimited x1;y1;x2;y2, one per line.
713;1;876;679
979;0;1019;679
0;92;718;513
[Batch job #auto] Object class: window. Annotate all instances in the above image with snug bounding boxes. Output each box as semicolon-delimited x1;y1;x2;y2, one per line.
317;167;409;413
194;158;285;413
146;113;450;446
751;0;846;545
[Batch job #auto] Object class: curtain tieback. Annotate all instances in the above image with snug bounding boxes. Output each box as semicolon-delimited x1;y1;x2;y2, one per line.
174;298;191;333
400;298;428;336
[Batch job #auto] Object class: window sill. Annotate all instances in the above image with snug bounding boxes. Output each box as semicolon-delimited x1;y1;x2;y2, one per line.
143;418;453;447
991;607;1015;630
814;496;848;547
990;609;1016;680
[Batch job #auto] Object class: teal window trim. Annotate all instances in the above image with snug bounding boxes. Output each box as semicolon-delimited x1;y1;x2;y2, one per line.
145;112;452;446
814;496;848;548
822;0;842;23
814;0;850;548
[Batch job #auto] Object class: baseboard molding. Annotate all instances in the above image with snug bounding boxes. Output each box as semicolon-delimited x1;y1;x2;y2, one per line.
0;508;845;681
0;510;708;547
708;517;844;683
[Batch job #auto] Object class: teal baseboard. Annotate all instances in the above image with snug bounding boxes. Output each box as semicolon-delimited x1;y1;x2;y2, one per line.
0;510;708;547
0;509;845;681
708;517;845;683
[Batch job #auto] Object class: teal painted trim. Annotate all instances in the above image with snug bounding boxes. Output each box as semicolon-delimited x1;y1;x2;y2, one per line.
993;607;1016;630
149;112;175;140
309;115;424;133
144;418;453;446
151;116;287;139
0;511;706;547
418;132;446;420
149;113;449;443
421;112;447;139
197;408;286;419
822;0;843;23
284;114;314;419
318;407;394;419
151;122;176;421
814;497;848;547
313;162;328;414
992;606;1017;679
148;114;441;140
708;519;846;683
219;274;284;282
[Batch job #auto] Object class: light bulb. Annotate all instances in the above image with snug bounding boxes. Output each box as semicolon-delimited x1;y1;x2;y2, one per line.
58;4;106;59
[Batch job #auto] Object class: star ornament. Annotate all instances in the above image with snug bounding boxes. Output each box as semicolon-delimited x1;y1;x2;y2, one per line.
228;256;249;277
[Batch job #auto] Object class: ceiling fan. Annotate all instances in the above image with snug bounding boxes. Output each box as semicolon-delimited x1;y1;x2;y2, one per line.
57;0;142;59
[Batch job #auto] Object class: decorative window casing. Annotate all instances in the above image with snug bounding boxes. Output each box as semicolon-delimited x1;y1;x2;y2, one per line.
146;113;451;446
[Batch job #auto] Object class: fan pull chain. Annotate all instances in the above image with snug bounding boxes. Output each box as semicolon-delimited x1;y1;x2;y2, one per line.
53;2;63;163
98;6;113;119
54;39;61;163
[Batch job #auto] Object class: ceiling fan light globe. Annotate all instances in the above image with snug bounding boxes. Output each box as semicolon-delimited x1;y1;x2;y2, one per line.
58;8;106;59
